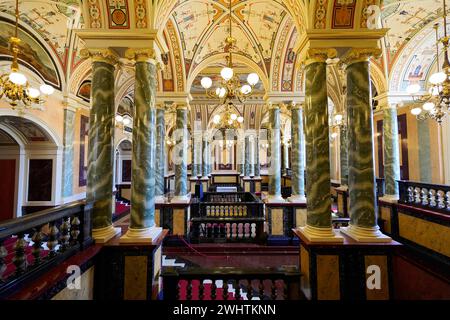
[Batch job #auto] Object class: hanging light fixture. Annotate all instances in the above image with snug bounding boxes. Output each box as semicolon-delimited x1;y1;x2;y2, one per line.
200;0;259;104
407;0;450;124
0;0;54;112
212;102;242;129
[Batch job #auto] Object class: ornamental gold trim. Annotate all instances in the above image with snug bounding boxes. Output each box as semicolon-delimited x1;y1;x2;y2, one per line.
125;48;157;64
341;48;382;66
80;48;119;65
305;48;337;65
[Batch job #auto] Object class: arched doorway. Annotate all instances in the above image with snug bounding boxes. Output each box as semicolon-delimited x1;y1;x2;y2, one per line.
0;115;61;219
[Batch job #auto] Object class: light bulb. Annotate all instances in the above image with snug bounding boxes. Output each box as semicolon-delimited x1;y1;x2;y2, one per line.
237;116;244;123
9;72;27;85
334;114;343;123
429;72;446;85
423;102;435;111
221;67;234;81
123;117;131;126
406;83;421;94
218;87;227;98
241;84;251;95
201;77;212;89
228;119;233;125
247;73;259;86
429;86;440;96
411;107;422;116
213;114;221;124
40;84;54;95
231;113;237;120
115;114;124;123
27;87;40;99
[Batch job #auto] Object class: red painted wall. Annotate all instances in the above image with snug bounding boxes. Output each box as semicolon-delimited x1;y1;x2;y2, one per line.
0;159;16;221
393;253;450;300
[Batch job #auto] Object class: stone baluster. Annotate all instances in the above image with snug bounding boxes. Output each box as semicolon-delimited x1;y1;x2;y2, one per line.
59;217;71;252
31;226;43;265
47;223;59;257
0;240;6;281
13;233;28;275
70;216;81;245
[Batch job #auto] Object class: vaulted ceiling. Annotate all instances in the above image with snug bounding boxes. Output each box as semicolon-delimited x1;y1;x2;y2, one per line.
0;0;447;105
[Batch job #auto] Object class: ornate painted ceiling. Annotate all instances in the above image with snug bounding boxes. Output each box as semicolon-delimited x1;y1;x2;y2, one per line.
0;0;446;105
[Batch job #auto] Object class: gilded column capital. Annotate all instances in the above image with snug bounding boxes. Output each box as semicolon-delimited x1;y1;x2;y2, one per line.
80;48;119;65
305;48;337;66
175;102;189;110
268;102;280;110
341;48;382;66
125;48;157;64
156;102;165;110
290;102;303;111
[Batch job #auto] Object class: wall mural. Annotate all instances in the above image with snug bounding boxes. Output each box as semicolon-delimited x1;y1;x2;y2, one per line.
0;116;49;142
77;80;91;102
0;20;60;87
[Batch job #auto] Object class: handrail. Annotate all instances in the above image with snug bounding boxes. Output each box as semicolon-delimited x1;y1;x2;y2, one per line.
398;180;450;214
162;266;301;300
0;200;87;239
0;200;92;298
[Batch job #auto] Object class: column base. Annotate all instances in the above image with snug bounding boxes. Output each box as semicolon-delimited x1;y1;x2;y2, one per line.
120;227;163;243
265;194;285;203
92;225;121;243
379;194;399;203
340;224;392;243
171;194;191;204
155;195;166;204
297;225;343;243
288;195;307;204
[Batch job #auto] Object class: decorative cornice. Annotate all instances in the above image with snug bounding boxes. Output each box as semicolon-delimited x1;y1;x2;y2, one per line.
341;48;382;66
80;48;119;66
125;48;157;64
305;48;337;66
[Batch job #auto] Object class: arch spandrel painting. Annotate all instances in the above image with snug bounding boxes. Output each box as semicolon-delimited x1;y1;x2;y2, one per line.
0;20;60;87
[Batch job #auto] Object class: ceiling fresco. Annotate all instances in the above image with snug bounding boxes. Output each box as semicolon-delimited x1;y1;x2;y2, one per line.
0;116;50;143
0;19;60;86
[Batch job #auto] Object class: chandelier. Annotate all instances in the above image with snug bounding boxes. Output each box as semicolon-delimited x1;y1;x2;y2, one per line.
212;102;243;129
200;0;259;104
407;0;450;124
0;0;54;112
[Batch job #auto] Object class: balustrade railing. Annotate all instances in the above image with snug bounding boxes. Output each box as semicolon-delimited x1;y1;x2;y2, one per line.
162;266;301;300
190;192;265;243
398;180;450;214
0;201;91;298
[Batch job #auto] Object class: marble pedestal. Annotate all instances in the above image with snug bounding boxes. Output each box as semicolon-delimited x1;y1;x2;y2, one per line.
294;229;400;300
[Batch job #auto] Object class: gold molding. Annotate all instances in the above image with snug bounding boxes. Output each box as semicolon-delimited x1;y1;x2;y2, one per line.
80;48;119;66
125;48;157;64
341;48;382;66
305;48;338;66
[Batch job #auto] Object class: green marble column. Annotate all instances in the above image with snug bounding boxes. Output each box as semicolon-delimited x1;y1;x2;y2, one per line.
244;135;251;177
202;137;208;178
304;61;332;228
289;104;306;202
193;127;202;177
129;59;157;229
341;49;390;242
155;105;166;200
191;141;197;177
174;105;189;201
267;104;283;202
254;135;260;177
62;107;75;198
340;126;349;186
383;104;401;198
86;57;116;231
